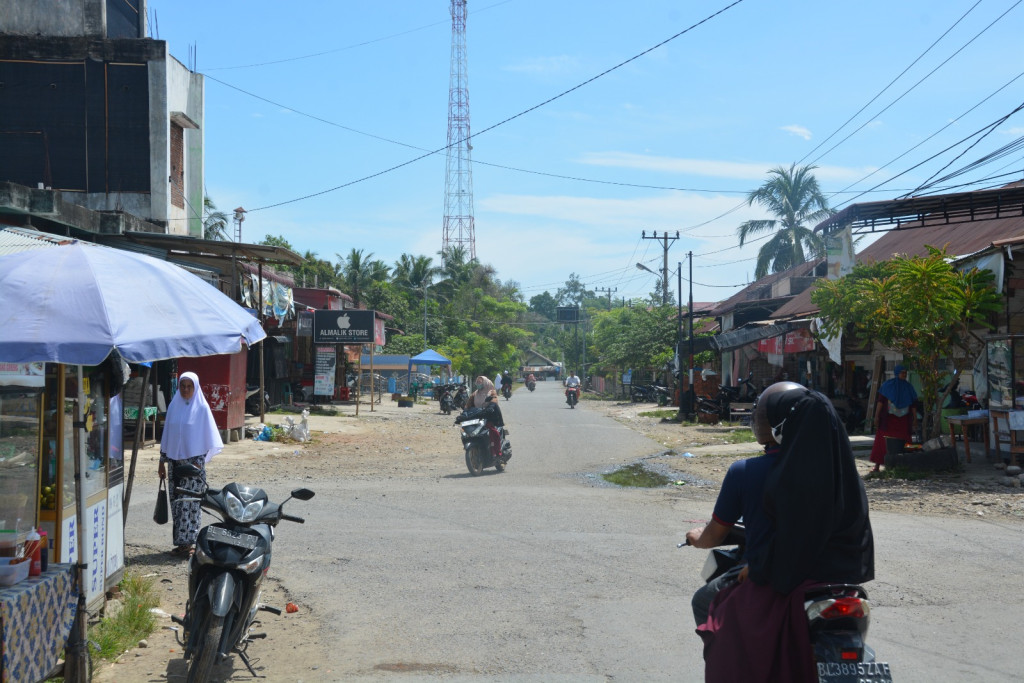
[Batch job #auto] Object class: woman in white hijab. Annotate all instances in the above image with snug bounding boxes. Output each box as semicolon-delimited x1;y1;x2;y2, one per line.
471;375;497;408
158;372;223;557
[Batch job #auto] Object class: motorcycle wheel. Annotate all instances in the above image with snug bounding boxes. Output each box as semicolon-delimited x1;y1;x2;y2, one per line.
187;612;224;683
494;459;506;472
465;443;485;476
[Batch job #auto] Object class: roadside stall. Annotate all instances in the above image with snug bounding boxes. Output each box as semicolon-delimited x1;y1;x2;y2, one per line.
0;242;267;682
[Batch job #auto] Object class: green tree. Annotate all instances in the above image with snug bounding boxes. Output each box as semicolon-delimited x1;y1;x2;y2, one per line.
556;273;593;307
812;247;1001;439
203;197;230;240
529;291;558;320
338;249;389;308
737;164;833;279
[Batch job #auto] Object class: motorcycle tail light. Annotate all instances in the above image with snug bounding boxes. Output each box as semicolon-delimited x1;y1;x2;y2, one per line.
841;650;860;661
807;597;869;620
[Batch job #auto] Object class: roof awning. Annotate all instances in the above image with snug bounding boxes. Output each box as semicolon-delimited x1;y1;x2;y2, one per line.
117;231;305;266
695;322;794;354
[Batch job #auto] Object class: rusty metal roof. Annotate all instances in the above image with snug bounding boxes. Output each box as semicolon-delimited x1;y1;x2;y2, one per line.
709;259;823;317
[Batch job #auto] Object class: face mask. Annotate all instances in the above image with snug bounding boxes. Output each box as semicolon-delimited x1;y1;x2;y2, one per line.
475;383;483;390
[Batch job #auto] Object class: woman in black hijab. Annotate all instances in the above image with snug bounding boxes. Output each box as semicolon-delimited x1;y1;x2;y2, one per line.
750;386;874;592
698;386;874;682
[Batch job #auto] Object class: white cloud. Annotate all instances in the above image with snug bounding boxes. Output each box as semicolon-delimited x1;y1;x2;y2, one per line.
1002;126;1024;136
781;124;812;140
577;152;875;183
503;55;579;75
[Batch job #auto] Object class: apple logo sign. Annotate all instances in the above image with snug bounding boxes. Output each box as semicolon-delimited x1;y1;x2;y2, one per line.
337;314;351;330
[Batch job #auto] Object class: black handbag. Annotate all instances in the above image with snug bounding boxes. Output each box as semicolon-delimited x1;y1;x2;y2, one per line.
153;478;169;525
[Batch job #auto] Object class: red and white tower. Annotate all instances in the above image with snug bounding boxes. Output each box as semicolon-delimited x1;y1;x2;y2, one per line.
442;0;476;259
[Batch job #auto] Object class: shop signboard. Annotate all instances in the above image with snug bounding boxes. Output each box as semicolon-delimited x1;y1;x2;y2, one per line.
313;310;375;344
314;346;336;396
297;311;313;337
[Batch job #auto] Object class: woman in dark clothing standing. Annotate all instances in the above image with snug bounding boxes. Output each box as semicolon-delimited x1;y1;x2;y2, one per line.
157;372;223;557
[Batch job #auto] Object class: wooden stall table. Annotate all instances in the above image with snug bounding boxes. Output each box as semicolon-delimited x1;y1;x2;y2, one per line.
989;409;1024;466
0;564;76;682
947;415;990;463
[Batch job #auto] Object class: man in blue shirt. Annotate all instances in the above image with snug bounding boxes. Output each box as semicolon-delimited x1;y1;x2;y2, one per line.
685;381;802;626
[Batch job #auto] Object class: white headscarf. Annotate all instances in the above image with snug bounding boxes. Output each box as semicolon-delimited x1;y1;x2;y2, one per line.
161;371;224;462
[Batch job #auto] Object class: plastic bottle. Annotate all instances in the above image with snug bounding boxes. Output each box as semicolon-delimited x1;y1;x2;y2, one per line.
25;528;41;576
38;529;48;573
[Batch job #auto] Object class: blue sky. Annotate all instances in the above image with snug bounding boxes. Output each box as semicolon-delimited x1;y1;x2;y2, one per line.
148;0;1024;305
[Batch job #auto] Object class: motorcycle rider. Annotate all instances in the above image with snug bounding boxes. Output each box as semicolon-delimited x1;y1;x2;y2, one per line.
692;383;875;682
564;370;581;404
468;375;509;460
502;370;513;397
685;381;800;626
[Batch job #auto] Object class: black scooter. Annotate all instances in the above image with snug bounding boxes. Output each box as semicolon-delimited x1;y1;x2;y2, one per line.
439;384;455;415
454;397;511;475
172;466;314;682
682;526;893;682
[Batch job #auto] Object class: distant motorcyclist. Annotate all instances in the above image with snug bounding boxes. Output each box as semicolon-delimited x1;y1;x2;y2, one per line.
564;370;581;406
502;371;513;398
564;371;580;389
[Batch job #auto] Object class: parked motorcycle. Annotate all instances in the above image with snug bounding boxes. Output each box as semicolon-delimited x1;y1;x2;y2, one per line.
454;398;511;475
452;383;469;410
682;526;893;682
244;385;270;416
565;385;580;408
171;466;315;682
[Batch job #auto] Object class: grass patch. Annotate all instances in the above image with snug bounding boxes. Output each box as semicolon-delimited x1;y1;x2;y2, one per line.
722;428;756;444
602;463;672;487
870;466;953;481
638;409;678;419
89;571;160;662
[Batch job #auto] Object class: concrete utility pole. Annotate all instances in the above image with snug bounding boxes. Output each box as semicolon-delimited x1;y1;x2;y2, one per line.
640;230;679;305
595;286;616;309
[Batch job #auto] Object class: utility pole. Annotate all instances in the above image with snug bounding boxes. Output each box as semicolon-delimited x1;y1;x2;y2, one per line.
595;286;616;309
640;230;679;305
687;251;695;420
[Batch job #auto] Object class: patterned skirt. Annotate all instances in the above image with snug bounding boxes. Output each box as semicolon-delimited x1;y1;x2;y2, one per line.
167;455;207;546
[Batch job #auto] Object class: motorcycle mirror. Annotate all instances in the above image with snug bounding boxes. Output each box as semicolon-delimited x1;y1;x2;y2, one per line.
290;488;315;501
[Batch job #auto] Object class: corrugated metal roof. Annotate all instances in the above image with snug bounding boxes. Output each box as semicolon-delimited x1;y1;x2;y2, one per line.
709;259;823;317
0;226;77;255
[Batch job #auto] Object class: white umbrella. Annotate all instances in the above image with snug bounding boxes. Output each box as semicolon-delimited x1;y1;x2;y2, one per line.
0;241;266;364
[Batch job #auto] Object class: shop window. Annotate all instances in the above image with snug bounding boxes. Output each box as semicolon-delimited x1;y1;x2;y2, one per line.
0;385;42;538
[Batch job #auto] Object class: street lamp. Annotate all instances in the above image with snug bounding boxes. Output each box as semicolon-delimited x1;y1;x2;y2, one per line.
636;262;667;305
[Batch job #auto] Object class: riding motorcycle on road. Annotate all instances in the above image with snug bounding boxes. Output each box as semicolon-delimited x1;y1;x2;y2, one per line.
502;381;513;400
454;396;511;475
452;383;469;410
170;465;315;682
565;385;580;408
682;526;893;682
438;383;456;415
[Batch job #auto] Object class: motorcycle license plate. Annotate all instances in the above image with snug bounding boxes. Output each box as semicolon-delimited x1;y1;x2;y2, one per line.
206;526;258;549
459;419;483;427
817;661;893;683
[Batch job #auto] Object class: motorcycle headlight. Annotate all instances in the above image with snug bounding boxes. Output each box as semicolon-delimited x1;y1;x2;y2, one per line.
225;491;264;523
240;554;265;574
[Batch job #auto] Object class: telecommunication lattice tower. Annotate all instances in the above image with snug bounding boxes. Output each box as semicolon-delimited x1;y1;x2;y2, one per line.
442;0;476;259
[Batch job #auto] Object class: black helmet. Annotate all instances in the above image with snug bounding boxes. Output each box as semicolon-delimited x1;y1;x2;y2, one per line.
752;381;804;445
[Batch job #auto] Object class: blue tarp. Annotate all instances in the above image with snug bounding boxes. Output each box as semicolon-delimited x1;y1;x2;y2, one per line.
407;349;452;389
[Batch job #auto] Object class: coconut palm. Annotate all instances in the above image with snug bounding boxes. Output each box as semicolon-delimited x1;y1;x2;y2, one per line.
337;248;390;308
393;254;441;291
202;196;230;241
737;164;833;279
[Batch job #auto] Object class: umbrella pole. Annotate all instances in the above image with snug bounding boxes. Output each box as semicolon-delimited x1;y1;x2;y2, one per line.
65;365;91;683
122;364;151;524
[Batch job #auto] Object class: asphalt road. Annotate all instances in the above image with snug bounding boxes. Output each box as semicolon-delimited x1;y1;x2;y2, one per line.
129;381;1024;681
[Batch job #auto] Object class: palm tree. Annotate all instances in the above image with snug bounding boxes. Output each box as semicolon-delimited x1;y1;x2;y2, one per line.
202;196;230;240
338;248;390;308
737;164;834;279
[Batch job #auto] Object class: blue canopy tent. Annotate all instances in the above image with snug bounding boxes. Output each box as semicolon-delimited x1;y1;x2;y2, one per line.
407;349;453;392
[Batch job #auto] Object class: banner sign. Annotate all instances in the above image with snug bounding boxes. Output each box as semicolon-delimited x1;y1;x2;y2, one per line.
314;346;336;396
757;328;816;355
314;310;375;344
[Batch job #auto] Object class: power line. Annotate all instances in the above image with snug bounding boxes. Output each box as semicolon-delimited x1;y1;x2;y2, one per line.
796;1;984;167
200;0;515;71
244;0;748;213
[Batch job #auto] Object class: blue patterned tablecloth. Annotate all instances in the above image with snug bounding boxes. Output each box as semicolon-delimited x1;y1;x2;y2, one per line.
0;564;76;683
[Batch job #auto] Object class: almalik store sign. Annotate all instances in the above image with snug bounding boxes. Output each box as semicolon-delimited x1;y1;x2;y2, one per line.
313;310;376;344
